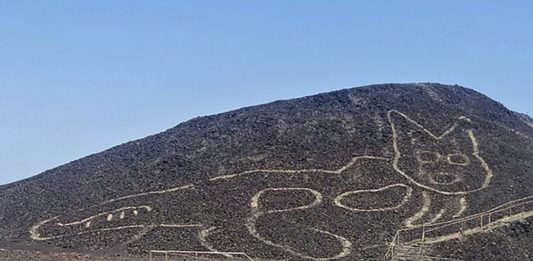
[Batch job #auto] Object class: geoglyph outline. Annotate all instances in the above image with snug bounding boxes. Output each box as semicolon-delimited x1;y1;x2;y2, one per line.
246;187;352;260
334;184;413;212
29;109;523;261
388;109;494;195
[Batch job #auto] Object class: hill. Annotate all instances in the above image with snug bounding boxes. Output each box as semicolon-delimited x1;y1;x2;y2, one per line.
0;83;532;260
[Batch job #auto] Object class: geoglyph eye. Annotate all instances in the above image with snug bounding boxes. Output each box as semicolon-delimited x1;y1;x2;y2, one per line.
447;153;470;166
416;151;441;163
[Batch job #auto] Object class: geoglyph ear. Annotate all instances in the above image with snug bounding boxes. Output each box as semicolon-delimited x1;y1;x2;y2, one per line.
387;110;472;143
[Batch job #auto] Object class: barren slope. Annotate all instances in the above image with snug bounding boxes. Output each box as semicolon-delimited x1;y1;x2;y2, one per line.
0;83;532;260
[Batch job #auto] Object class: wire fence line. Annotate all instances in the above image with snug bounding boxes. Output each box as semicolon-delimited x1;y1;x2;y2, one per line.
147;195;533;261
385;196;533;260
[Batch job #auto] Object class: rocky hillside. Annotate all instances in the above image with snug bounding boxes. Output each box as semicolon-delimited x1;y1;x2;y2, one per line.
0;83;532;260
517;112;533;128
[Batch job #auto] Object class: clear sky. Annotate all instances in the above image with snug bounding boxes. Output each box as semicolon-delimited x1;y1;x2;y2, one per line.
1;1;532;185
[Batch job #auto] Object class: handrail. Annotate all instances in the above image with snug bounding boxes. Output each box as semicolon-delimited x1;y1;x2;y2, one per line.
404;196;533;233
385;195;533;260
146;196;533;261
403;201;533;243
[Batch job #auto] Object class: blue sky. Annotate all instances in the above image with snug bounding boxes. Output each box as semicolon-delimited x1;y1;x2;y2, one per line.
1;1;532;185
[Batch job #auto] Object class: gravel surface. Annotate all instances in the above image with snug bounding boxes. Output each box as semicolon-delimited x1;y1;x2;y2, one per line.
0;248;142;261
1;83;532;260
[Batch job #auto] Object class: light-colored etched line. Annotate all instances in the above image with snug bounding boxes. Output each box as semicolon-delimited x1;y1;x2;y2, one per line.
468;129;494;190
99;155;386;207
389;110;459;140
446;153;471;166
389;110;493;195
494;120;533;141
453;197;467;218
427;173;462;185
415;210;533;245
459;116;472;122
426;209;446;225
210;156;388;182
31;217;147;241
246;187;352;260
92;225;145;231
149;250;255;261
522;119;533;129
467;114;533;143
159;224;202;228
246;214;352;260
402;195;533;230
32;109;495;255
334;184;413;212
31;154;387;243
389;195;533;259
310;228;352;259
30;212;201;241
415;83;442;102
250;187;323;213
57;206;152;227
32;223;200;241
30;216;60;241
124;225;156;245
515;131;533;141
415;150;442;164
197;227;232;258
100;184;195;205
404;192;431;228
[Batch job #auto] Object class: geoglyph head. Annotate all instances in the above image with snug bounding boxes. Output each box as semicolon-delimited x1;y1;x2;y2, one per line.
388;110;493;195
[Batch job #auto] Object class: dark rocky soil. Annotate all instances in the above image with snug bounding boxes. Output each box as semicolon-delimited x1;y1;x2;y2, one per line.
429;216;533;260
0;249;253;261
0;83;532;260
0;244;141;261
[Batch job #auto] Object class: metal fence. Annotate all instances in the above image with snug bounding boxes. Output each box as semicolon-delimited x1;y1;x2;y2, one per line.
147;196;533;261
385;195;533;260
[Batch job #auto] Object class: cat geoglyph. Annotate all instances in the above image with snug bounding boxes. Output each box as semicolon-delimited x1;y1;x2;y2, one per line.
30;110;495;260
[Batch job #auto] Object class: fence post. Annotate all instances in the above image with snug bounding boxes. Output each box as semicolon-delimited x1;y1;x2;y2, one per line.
149;251;152;261
165;252;168;261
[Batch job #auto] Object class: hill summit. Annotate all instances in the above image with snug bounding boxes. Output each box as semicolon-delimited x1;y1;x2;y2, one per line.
1;83;532;260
